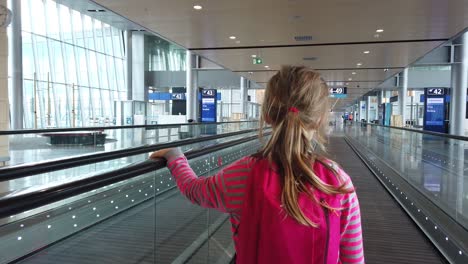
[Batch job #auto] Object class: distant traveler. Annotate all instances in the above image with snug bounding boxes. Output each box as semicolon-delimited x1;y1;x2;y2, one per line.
150;66;364;264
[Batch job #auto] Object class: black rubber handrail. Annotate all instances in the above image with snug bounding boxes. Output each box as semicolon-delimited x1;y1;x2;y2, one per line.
0;132;269;219
0;128;266;182
0;120;259;135
357;122;468;141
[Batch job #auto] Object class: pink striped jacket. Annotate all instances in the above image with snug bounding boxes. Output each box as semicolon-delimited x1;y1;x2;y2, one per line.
165;149;364;264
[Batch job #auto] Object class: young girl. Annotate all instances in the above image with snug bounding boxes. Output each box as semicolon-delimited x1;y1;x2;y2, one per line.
150;66;364;264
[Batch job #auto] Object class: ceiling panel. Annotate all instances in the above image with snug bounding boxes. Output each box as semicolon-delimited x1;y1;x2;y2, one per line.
193;41;445;72
93;0;467;49
89;0;467;110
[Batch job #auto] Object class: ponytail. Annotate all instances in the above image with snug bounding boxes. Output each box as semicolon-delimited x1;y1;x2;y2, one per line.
260;66;352;227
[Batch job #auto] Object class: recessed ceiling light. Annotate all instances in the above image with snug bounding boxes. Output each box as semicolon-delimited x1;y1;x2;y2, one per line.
251;55;257;58
376;29;384;33
193;5;202;10
352;72;356;75
229;36;236;40
356;63;362;66
265;65;270;68
348;78;353;81
363;51;370;54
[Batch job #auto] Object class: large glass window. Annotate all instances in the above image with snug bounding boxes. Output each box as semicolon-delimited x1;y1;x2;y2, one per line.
145;35;186;72
20;0;127;128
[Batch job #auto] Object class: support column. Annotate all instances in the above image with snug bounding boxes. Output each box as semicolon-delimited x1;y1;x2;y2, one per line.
378;90;383;105
8;0;21;129
0;0;10;162
353;104;358;122
366;96;371;123
131;32;145;101
385;90;391;103
399;68;408;125
358;100;365;121
186;50;198;121
125;30;132;100
240;76;247;119
164;88;170;114
450;32;468;136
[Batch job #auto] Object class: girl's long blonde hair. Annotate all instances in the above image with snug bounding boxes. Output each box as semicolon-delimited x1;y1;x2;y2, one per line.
259;65;352;227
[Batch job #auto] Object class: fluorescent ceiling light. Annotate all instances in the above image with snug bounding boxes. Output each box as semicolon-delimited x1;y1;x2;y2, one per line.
193;5;202;10
363;51;370;54
251;55;257;58
376;29;384;33
229;36;236;40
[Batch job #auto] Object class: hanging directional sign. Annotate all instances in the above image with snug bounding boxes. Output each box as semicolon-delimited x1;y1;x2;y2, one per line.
252;58;263;64
329;87;347;98
171;93;186;100
329;87;347;94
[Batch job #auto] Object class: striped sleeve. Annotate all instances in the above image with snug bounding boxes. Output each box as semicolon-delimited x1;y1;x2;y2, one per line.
339;170;365;264
164;148;253;214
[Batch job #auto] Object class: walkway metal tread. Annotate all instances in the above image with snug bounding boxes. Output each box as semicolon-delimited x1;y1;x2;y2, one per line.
18;191;225;264
328;136;446;264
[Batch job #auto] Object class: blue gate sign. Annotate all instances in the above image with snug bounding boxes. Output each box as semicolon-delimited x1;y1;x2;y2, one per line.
425;98;444;126
423;88;447;133
200;89;217;123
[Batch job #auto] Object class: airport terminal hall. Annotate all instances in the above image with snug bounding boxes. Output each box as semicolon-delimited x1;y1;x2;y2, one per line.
0;0;468;263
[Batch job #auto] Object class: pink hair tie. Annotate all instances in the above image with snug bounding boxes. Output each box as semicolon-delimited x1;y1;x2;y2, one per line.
288;107;299;113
